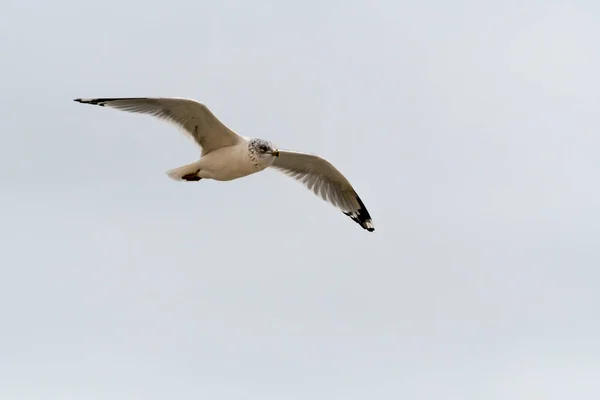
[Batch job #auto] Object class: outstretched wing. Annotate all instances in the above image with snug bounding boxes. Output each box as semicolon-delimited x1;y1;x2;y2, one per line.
271;150;374;232
74;97;242;155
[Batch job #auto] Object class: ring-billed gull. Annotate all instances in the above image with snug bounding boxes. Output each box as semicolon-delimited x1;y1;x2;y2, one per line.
74;97;374;232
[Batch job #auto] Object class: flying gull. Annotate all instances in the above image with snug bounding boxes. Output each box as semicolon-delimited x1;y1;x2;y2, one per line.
74;97;374;232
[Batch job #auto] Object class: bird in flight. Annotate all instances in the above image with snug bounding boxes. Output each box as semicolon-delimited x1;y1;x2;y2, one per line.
74;97;374;232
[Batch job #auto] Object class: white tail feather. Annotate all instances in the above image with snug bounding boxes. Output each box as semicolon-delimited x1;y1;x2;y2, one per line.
166;161;202;181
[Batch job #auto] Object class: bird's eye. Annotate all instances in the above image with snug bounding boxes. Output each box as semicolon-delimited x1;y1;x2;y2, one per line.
260;145;267;152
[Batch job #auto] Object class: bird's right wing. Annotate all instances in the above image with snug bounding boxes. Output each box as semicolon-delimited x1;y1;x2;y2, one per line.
74;97;242;155
271;150;374;232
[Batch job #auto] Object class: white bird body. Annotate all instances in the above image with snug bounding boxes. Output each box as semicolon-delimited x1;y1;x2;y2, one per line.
166;137;275;181
74;97;375;232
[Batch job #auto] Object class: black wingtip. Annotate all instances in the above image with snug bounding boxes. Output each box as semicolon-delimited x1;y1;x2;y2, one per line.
74;98;98;105
344;193;375;232
73;98;109;106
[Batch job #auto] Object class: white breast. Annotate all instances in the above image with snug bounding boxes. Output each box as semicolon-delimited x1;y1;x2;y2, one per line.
198;140;265;181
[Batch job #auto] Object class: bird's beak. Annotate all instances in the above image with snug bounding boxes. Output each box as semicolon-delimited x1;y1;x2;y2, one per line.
272;150;280;157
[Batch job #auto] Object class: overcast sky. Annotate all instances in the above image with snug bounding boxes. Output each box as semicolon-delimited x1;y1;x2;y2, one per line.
1;0;599;399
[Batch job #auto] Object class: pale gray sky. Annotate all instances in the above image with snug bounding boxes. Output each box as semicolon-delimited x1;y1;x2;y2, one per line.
1;0;599;399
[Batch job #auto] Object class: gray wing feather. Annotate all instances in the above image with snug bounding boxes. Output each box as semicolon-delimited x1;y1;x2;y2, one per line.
74;97;241;155
271;150;374;232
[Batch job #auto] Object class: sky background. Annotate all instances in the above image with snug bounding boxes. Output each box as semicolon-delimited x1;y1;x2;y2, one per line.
1;0;599;399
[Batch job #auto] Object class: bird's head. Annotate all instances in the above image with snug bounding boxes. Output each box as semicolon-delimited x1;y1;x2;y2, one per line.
249;138;280;159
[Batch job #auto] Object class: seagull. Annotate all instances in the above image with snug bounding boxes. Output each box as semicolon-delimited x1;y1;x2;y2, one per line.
74;97;374;232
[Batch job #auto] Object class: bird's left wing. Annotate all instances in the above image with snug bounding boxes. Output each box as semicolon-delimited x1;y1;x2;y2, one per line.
271;150;374;232
74;97;242;155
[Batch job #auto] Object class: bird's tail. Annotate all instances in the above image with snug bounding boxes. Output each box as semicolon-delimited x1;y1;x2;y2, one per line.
166;161;203;181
